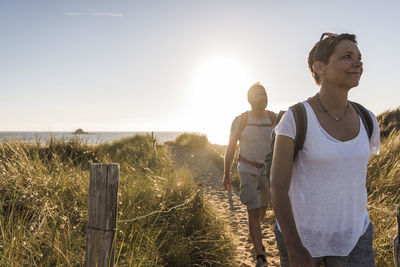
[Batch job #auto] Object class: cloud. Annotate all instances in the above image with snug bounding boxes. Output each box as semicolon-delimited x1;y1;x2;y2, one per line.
65;12;82;16
65;12;124;17
91;13;124;17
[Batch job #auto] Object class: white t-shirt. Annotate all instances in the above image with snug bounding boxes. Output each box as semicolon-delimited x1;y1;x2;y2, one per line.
230;112;275;175
275;101;380;257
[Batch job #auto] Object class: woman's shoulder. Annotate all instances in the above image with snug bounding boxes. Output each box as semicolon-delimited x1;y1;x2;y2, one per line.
275;108;296;139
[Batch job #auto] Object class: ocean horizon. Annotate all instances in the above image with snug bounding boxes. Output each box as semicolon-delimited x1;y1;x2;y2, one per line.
0;131;190;145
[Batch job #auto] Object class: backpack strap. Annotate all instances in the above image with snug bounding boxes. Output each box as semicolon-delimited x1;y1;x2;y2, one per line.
290;102;307;160
274;111;286;127
238;111;249;138
268;110;276;125
265;110;285;165
238;154;264;168
268;110;285;146
246;110;275;127
246;123;274;127
350;101;373;139
238;110;276;138
264;106;306;184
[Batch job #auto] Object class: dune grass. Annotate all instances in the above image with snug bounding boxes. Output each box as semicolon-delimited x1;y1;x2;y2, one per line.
0;135;235;266
367;129;400;266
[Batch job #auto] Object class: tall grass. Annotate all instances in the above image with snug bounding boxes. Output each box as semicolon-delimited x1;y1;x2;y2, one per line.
0;135;235;266
367;129;400;266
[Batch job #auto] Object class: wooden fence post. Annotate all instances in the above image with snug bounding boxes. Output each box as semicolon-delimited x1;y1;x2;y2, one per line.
395;204;400;267
86;163;119;267
152;132;157;160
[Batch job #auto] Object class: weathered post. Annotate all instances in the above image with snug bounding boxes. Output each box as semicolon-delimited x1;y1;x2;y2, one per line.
152;132;157;160
395;205;400;267
86;163;119;267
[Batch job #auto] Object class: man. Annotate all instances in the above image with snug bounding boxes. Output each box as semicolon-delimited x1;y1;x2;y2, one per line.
223;82;276;267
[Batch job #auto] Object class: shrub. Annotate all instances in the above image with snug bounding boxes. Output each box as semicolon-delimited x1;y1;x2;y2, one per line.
377;107;400;139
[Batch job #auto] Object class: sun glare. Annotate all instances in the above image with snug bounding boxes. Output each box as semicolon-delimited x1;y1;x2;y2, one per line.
189;56;252;145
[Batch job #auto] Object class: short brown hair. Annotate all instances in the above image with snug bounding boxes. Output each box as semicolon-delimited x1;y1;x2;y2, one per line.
308;33;357;85
247;82;266;99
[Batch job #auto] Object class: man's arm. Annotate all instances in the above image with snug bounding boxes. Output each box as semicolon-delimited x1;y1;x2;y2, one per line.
270;135;314;267
222;133;239;191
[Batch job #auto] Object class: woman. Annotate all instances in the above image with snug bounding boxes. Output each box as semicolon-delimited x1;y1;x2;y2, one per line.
270;33;380;266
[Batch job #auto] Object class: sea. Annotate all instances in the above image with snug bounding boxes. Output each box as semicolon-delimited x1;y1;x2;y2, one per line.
0;131;187;145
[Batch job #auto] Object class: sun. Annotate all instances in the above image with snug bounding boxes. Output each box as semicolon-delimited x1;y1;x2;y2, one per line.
188;56;253;144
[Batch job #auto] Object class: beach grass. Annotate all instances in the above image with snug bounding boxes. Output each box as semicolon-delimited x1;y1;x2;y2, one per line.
367;131;400;266
0;135;235;266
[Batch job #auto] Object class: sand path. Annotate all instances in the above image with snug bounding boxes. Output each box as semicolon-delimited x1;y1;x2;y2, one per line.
170;146;281;266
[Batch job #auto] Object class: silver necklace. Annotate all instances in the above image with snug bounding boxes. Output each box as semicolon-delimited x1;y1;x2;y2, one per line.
316;94;350;121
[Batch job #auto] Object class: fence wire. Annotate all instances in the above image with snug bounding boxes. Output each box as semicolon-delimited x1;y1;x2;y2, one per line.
118;189;201;223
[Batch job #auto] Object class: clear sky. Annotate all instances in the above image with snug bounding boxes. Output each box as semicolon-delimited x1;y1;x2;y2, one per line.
1;0;399;144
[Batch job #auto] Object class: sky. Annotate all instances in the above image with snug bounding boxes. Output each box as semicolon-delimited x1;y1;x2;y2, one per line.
1;0;399;144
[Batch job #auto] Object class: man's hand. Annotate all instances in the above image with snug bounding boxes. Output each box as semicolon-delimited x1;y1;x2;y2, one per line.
288;245;315;267
222;174;232;191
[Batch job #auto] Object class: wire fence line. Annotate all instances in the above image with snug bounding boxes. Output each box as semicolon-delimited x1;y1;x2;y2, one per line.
209;146;224;159
116;193;393;223
117;189;201;223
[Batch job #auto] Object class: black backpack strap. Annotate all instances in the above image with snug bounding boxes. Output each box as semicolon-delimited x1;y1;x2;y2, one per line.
264;110;285;185
350;101;373;139
264;105;305;184
269;110;285;145
274;111;286;127
290;102;307;160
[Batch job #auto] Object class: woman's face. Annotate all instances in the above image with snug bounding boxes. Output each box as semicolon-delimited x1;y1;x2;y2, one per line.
320;40;363;89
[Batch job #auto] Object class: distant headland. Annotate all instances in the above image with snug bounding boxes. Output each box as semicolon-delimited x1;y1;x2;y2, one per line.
72;128;88;134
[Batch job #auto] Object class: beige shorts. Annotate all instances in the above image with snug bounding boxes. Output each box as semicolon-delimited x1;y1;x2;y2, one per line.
239;172;270;211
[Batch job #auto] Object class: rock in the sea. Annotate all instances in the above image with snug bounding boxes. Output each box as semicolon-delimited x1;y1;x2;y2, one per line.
73;128;88;134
